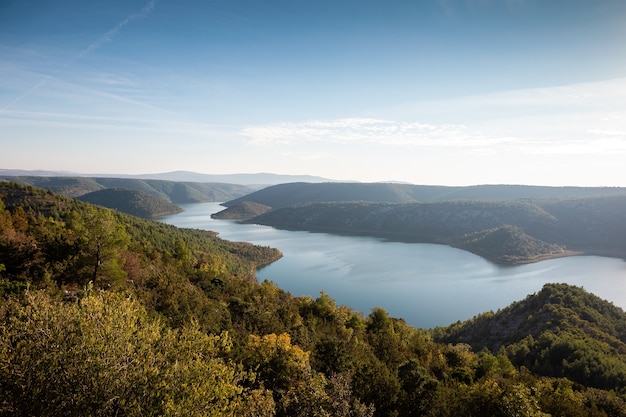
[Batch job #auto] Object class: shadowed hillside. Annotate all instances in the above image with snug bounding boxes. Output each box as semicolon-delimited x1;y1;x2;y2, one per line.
224;182;626;208
220;183;626;265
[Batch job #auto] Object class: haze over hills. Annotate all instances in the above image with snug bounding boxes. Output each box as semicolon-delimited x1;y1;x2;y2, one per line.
0;175;254;203
0;169;334;186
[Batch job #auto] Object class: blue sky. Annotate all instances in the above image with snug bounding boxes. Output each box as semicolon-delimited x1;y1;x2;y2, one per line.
1;0;625;185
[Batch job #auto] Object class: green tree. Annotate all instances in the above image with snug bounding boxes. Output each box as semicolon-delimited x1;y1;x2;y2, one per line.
67;207;130;287
0;288;273;417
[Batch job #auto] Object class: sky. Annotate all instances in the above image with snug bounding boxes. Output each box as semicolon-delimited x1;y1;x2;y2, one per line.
1;0;626;186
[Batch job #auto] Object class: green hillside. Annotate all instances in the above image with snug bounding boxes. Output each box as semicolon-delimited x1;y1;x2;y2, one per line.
211;200;273;220
2;182;626;416
436;283;626;392
230;195;626;265
78;188;184;218
224;182;626;208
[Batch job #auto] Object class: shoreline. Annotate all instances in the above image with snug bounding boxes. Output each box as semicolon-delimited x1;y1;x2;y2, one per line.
245;220;626;266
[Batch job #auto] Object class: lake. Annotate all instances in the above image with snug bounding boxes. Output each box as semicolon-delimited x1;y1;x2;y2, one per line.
160;202;626;328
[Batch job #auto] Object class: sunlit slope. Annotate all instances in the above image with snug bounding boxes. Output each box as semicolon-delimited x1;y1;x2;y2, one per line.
437;283;626;391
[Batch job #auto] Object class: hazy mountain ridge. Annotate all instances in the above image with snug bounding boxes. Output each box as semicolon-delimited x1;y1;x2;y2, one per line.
1;176;254;203
0;169;333;186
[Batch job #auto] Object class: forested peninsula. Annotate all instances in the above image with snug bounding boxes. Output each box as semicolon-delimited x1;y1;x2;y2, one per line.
215;182;626;265
3;181;626;416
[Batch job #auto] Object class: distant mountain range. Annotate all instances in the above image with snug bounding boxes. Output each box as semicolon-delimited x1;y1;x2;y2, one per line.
0;169;334;186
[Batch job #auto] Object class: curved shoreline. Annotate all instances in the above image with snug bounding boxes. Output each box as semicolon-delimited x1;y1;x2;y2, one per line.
244;220;626;266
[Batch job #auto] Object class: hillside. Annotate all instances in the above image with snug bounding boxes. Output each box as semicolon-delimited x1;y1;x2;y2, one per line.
211;200;272;220
223;183;626;265
436;283;626;391
0;169;332;186
1;175;254;203
78;188;183;218
2;182;626;416
224;181;626;208
243;200;584;264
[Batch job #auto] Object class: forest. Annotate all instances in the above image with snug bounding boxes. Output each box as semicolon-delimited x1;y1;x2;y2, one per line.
2;181;626;416
219;188;626;265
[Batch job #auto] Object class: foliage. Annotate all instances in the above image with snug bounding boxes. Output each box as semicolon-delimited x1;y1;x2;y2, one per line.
438;283;626;393
0;288;273;417
78;188;183;218
2;182;626;417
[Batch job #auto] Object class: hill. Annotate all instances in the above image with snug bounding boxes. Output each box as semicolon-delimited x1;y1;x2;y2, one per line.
223;182;626;208
133;170;334;185
0;169;333;186
436;283;626;391
78;188;183;218
242;200;599;264
222;183;626;265
1;175;254;203
211;201;272;220
2;182;626;416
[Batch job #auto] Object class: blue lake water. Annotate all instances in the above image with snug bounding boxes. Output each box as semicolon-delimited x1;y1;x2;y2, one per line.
160;202;626;328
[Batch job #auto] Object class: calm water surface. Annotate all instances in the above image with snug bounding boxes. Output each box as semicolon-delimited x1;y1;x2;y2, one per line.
160;202;626;328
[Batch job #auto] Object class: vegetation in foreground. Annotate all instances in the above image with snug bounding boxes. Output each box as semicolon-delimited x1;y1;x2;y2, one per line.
2;181;626;416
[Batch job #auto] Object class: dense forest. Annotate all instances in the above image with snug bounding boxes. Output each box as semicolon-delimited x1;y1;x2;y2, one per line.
216;183;626;264
78;188;184;218
2;181;626;416
223;182;626;208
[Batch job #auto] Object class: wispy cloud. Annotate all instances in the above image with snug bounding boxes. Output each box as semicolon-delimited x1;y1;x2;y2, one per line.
242;118;511;149
0;0;158;112
76;0;157;60
0;109;237;136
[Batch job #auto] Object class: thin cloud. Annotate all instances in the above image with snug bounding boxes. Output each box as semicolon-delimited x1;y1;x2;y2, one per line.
0;0;158;112
77;0;157;60
242;118;512;149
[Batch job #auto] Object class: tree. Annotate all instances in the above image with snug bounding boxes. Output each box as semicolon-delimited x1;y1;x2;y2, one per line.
0;288;274;417
67;207;129;287
245;333;329;417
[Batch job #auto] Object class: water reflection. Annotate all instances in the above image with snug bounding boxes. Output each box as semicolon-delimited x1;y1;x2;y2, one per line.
160;202;626;328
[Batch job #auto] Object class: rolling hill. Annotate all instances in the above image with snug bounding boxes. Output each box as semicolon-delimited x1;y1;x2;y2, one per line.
219;182;626;265
1;176;255;203
223;182;626;208
436;283;626;391
77;188;184;218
